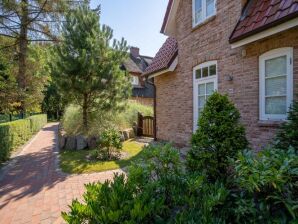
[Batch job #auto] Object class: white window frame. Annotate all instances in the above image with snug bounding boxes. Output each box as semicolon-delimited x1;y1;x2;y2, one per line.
131;75;139;86
193;61;218;131
259;47;293;121
192;0;216;27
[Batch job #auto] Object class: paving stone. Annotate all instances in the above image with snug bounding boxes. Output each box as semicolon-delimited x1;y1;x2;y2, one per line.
0;123;124;224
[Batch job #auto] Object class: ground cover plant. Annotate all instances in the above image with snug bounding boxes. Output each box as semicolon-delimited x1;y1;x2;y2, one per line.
60;140;145;174
63;93;298;223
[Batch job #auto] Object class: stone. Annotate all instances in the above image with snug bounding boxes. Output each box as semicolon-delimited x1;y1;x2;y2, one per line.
76;135;87;150
119;132;125;142
59;134;66;149
65;136;76;150
87;136;98;149
123;131;129;140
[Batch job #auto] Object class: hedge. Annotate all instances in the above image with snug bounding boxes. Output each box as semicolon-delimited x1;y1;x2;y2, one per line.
0;114;47;162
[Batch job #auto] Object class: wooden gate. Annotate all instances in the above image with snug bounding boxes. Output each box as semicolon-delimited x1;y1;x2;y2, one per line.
137;112;154;137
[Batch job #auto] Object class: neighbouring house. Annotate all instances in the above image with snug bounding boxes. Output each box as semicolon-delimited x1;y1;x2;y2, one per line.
144;0;298;149
122;47;154;106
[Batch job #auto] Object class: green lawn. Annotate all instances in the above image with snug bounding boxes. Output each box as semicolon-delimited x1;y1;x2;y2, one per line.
59;139;145;174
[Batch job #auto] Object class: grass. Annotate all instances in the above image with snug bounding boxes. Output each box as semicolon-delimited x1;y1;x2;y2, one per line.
59;139;145;174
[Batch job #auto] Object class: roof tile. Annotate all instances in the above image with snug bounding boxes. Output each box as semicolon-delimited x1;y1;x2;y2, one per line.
230;0;298;43
143;37;178;76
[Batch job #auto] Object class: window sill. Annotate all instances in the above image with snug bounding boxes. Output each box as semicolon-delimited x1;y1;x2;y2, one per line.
192;15;216;32
257;120;285;128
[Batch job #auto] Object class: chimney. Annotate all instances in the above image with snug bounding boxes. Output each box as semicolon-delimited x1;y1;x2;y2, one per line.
130;47;140;58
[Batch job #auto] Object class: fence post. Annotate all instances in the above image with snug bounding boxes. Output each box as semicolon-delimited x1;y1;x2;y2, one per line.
137;112;143;136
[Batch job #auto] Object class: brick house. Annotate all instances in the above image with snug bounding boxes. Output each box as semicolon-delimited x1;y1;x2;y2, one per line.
144;0;298;149
122;47;154;106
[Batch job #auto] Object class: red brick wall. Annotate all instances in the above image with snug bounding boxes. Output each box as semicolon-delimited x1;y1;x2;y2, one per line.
155;0;298;149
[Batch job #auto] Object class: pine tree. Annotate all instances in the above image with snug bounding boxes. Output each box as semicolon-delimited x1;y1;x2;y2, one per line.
275;100;298;151
51;4;130;131
187;92;248;180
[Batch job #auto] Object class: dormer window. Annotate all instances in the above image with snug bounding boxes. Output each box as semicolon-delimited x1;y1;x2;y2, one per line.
131;76;139;86
193;0;216;27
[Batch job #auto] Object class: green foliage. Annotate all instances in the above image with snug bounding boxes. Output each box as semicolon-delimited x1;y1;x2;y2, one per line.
61;102;152;136
97;129;123;160
28;114;47;133
187;92;248;180
233;147;298;222
51;3;131;131
275;101;298;151
63;144;187;223
0;114;47;162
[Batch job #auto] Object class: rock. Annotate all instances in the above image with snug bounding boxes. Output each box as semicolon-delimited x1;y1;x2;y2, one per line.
87;136;98;149
59;134;66;149
128;129;135;138
123;131;129;140
65;136;76;150
76;135;87;150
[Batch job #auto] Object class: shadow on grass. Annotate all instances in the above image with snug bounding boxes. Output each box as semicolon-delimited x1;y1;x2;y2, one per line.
59;140;148;174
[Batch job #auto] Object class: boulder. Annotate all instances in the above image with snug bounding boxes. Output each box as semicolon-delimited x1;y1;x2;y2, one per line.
65;136;76;150
76;135;87;150
87;136;98;149
59;134;66;149
123;131;129;140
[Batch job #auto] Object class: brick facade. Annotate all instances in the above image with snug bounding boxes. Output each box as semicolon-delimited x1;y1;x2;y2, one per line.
155;0;298;149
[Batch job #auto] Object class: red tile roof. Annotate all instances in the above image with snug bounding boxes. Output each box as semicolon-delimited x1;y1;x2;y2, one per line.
161;0;173;33
230;0;298;43
143;37;178;76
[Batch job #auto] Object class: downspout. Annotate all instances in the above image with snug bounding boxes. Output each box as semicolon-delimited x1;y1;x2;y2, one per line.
145;78;157;141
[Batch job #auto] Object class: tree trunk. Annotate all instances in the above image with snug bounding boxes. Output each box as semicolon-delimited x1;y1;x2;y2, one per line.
83;94;88;132
18;0;29;116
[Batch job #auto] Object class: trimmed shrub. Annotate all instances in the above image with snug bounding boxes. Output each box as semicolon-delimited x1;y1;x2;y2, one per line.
0;114;47;162
187;92;248;180
275;100;298;151
28;114;47;133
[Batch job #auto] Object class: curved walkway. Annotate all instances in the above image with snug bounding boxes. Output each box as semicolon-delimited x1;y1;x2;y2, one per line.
0;123;124;224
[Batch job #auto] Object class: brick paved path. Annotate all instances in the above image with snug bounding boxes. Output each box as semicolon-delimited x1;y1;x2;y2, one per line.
0;123;124;224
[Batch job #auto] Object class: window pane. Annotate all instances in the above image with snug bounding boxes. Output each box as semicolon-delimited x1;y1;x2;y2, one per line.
265;76;286;96
265;56;287;77
202;67;208;77
198;96;206;107
265;96;287;115
209;64;216;76
206;0;215;17
195;0;202;23
206;82;214;95
198;83;205;95
196;69;202;79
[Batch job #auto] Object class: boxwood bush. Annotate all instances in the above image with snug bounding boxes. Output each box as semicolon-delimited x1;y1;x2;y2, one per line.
0;114;47;162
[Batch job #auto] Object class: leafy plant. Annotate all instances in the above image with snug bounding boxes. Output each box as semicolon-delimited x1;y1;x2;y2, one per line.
275;100;298;151
97;129;123;161
233;147;298;222
187;92;248;180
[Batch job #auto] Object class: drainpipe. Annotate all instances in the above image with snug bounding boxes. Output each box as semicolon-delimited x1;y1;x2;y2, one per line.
145;77;157;141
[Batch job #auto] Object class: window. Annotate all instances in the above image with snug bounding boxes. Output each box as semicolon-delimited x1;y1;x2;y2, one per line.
193;0;216;27
259;48;293;121
131;76;139;86
193;61;218;131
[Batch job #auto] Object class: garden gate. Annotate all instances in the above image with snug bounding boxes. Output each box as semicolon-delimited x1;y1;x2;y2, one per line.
137;112;154;137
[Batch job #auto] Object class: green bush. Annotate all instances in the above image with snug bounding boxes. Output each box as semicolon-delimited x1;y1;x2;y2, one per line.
62;102;153;136
187;92;248;180
0;114;47;162
28;114;47;133
275;100;298;151
233;147;298;222
97;129;122;160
